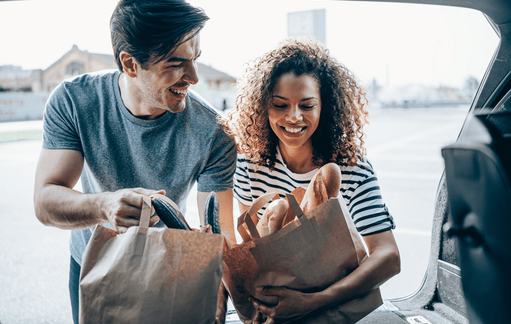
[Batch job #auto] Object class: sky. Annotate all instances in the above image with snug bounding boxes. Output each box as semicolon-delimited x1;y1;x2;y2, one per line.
0;0;500;88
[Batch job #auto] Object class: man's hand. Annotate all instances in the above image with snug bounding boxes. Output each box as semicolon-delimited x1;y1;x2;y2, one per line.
101;188;165;233
34;148;166;230
249;286;318;324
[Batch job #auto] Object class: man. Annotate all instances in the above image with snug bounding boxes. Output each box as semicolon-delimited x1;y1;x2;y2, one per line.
33;1;236;323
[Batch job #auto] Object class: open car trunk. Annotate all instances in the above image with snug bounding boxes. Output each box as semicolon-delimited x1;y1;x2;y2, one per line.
356;0;511;323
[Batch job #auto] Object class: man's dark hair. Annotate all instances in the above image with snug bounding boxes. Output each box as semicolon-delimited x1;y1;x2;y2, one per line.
110;0;209;71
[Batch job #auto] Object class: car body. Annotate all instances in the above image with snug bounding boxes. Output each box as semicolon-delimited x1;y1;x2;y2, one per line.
354;1;511;324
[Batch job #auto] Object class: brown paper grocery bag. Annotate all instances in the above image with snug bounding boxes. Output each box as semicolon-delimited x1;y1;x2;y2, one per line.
79;195;224;324
223;188;382;323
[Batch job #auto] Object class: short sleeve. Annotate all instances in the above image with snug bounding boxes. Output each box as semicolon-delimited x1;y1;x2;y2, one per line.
196;128;237;192
341;157;396;236
233;154;253;206
42;82;82;151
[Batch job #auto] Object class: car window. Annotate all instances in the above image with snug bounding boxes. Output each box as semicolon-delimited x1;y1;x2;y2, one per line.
0;0;499;321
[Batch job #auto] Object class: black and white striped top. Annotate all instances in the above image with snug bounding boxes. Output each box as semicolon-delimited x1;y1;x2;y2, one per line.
234;149;395;236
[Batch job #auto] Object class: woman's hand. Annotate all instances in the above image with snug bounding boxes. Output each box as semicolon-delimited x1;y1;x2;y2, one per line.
252;311;266;324
250;286;320;323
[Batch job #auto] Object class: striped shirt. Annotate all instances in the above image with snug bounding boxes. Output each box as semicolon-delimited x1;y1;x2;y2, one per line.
234;149;395;236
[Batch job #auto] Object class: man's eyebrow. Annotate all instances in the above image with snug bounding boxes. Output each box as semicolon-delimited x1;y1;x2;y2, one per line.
165;57;189;63
165;50;202;63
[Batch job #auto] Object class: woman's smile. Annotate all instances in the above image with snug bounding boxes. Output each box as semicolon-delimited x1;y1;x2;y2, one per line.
281;125;307;135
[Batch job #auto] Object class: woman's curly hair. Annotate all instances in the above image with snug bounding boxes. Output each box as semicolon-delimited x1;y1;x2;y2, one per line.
221;38;369;170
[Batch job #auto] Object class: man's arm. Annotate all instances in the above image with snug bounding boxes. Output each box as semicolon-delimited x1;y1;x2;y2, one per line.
197;189;235;246
34;148;162;233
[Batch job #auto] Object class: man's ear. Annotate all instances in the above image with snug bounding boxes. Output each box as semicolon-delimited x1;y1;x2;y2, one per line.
119;51;138;78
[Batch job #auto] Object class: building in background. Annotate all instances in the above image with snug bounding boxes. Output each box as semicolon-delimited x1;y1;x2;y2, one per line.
0;65;43;93
287;9;326;45
0;45;237;121
42;45;236;93
196;63;236;91
0;66;48;121
42;45;116;93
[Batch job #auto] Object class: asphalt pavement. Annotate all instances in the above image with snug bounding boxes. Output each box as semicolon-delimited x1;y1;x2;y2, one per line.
0;106;469;323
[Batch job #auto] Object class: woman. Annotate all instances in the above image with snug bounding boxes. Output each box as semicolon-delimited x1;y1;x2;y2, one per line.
222;38;400;323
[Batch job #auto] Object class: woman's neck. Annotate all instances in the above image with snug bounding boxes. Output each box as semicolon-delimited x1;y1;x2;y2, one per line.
278;141;317;174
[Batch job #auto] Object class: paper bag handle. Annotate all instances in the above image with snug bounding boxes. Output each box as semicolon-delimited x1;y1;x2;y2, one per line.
237;193;277;241
285;193;304;218
140;196;152;228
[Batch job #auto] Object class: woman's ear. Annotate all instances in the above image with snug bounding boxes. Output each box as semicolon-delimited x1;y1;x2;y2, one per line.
119;51;138;78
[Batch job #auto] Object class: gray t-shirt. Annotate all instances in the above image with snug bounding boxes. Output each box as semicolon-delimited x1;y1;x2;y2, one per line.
42;70;236;265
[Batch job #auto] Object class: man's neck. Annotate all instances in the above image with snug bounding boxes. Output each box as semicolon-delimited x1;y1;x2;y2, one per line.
118;72;165;120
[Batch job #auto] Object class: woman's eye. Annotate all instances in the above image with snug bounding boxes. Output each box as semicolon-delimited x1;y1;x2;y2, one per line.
273;104;287;109
301;105;315;110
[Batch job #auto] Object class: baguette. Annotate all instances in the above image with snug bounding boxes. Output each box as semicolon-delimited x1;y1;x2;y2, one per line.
300;163;342;214
256;198;289;237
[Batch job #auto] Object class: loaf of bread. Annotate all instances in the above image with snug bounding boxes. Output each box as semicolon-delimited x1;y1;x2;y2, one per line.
250;163;341;238
256;198;289;237
300;163;341;214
